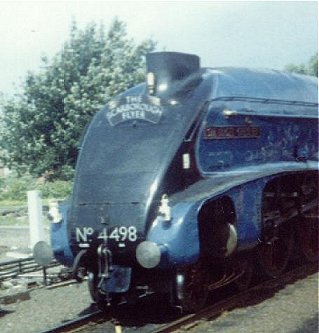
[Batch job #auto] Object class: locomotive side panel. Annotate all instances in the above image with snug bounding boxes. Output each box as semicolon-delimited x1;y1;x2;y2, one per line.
197;100;318;174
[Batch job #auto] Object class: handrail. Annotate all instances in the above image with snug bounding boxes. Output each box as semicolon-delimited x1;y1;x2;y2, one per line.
222;109;318;119
211;96;318;107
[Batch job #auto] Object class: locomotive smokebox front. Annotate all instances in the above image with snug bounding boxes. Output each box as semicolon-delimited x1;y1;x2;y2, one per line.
67;52;207;269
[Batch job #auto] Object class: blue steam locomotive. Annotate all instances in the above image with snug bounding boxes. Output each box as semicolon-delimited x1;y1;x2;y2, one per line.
49;52;318;312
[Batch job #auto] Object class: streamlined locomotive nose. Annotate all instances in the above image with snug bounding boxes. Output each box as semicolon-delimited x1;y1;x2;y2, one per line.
67;52;207;258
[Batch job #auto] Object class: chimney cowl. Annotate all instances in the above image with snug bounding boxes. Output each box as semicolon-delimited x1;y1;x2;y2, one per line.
146;52;200;96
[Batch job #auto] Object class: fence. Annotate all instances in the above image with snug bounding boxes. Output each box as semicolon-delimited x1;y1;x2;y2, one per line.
0;257;59;284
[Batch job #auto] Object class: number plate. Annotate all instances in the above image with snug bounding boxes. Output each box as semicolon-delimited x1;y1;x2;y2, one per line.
75;226;138;248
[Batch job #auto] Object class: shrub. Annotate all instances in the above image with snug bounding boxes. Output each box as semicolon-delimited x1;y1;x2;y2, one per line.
37;180;72;200
0;175;72;203
0;175;36;202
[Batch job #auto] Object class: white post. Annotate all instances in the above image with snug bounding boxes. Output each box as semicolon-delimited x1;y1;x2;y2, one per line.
28;190;44;249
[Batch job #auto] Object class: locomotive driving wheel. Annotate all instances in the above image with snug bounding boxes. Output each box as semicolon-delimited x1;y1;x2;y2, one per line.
296;175;318;262
257;222;294;278
175;261;209;313
296;216;318;262
258;180;295;278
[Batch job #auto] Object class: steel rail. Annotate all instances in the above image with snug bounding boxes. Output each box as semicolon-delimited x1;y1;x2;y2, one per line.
38;310;103;333
151;261;318;333
34;261;318;333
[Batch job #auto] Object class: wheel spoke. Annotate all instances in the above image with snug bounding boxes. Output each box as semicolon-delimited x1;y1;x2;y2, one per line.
258;223;293;278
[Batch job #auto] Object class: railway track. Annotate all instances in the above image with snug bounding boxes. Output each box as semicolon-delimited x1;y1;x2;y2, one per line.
38;310;103;333
38;261;318;333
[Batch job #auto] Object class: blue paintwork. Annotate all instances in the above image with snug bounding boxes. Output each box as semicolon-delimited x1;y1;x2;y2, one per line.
197;99;318;174
227;179;265;250
50;201;74;266
147;202;201;268
50;52;318;295
211;67;317;102
147;177;267;268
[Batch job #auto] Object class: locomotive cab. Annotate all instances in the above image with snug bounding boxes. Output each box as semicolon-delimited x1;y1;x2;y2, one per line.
50;51;318;313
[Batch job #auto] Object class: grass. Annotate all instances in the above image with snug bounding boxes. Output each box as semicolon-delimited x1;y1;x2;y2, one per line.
0;206;51;227
0;215;28;226
0;175;72;226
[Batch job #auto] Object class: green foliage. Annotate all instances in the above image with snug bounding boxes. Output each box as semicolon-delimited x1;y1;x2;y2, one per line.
0;174;72;202
37;179;72;199
0;175;36;202
0;19;156;179
285;53;318;77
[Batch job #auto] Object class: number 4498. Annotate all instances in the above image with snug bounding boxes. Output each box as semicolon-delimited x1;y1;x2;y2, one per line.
98;226;138;242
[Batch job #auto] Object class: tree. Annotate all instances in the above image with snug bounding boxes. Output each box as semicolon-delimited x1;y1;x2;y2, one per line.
285;53;318;77
0;19;156;179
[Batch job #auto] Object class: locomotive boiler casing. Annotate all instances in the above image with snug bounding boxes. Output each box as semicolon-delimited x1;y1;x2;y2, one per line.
50;52;318;297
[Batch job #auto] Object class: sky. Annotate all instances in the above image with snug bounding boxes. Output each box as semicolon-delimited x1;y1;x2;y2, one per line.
0;0;317;97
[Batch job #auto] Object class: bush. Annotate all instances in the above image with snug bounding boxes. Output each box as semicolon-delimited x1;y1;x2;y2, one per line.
0;175;72;203
37;180;72;200
0;175;36;202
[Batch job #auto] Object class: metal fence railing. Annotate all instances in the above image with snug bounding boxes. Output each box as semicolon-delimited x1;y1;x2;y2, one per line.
0;257;59;283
